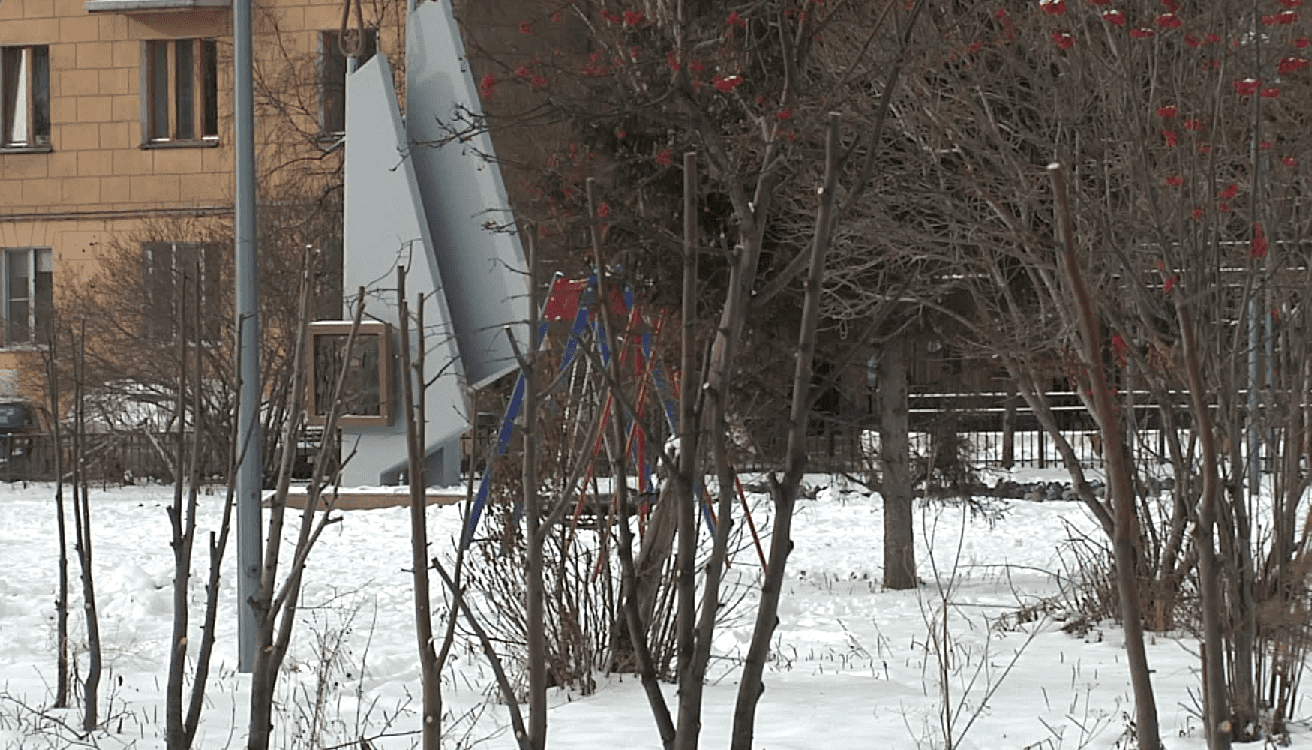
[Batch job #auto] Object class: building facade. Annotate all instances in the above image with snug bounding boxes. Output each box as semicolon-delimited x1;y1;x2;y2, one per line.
0;0;412;402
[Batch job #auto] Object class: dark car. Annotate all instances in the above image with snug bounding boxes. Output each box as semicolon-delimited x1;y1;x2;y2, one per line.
0;401;41;480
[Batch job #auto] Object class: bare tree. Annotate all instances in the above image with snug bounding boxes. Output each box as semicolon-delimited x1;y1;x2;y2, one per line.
396;265;441;750
853;2;1312;746
164;261;202;750
589;178;676;747
69;319;102;733
1050;163;1162;750
731;111;842;750
246;270;363;750
40;322;70;710
158;258;240;750
515;232;550;749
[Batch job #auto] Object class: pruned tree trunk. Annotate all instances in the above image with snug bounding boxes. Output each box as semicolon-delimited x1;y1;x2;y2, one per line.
879;336;916;591
247;269;362;750
44;323;70;710
185;490;235;748
178;268;238;748
165;268;195;750
731;112;842;750
71;319;102;732
516;232;548;750
398;265;442;750
675;230;760;750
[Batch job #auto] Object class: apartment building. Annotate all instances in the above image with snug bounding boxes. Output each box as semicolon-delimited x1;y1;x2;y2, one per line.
0;0;414;402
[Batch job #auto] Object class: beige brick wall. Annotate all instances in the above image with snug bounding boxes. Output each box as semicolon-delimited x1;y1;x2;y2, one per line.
1;0;405;214
77;149;113;177
0;0;409;378
23;0;58;19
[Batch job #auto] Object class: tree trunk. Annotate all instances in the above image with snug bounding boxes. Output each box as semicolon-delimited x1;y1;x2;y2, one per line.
72;321;102;733
1001;388;1017;471
1050;163;1160;750
519;239;548;750
398;267;442;750
673;150;700;734
588;180;676;747
633;481;679;635
45;325;70;709
183;266;234;748
247;637;276;749
1175;300;1231;750
247;275;360;750
675;226;763;750
166;276;192;750
731;113;841;750
879;337;916;590
186;509;234;747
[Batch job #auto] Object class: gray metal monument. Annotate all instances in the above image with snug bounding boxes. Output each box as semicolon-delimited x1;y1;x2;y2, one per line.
338;1;528;487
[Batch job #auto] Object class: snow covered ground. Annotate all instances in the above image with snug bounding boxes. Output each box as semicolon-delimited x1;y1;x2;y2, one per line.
1;470;1308;749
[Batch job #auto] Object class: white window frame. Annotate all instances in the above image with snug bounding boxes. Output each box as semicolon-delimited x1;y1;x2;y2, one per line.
141;38;219;146
1;45;52;151
2;247;53;349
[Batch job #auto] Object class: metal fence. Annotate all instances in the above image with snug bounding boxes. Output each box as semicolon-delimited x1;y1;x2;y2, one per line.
748;391;1118;475
3;430;226;484
0;392;1128;484
785;426;1109;476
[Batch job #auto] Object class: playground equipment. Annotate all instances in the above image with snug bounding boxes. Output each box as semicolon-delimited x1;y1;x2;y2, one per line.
461;273;676;543
459;273;766;572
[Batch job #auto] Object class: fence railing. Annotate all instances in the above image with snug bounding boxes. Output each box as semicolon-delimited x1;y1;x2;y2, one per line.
760;426;1110;476
0;392;1171;484
2;429;228;484
747;390;1133;475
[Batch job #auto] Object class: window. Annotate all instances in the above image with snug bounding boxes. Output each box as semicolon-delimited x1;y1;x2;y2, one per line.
143;241;223;342
2;247;53;347
318;29;376;135
308;321;391;426
1;46;51;150
143;39;218;145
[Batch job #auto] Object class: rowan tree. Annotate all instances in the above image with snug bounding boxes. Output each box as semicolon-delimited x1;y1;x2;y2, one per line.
454;2;924;748
861;0;1312;745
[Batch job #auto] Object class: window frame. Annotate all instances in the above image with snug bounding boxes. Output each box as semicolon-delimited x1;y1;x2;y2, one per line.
1;45;52;153
307;320;392;427
141;38;219;148
1;247;54;349
84;0;231;13
317;29;377;137
142;241;224;343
